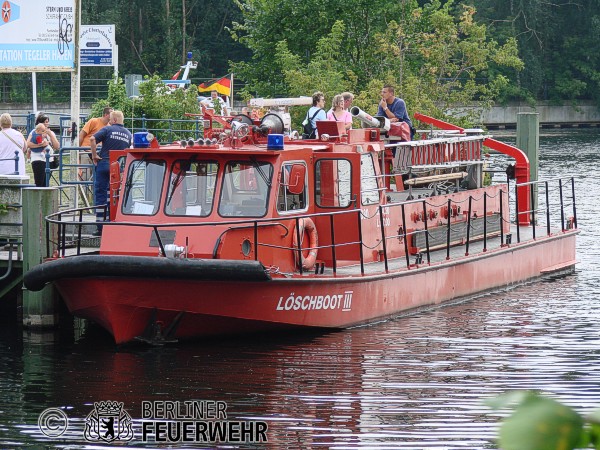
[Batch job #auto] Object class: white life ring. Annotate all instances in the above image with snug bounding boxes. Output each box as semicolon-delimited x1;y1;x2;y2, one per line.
293;217;319;271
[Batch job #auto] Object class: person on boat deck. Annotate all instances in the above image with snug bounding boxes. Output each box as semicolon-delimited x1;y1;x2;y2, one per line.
341;91;354;114
377;84;414;138
327;94;352;130
90;110;132;234
201;90;229;116
26;113;60;186
0;113;27;176
304;91;327;138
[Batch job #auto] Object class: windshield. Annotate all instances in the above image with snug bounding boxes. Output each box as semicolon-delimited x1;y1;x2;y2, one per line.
218;160;273;217
122;159;166;215
165;160;219;216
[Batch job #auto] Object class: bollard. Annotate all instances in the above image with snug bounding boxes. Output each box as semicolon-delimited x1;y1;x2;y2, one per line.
22;187;59;328
516;112;539;216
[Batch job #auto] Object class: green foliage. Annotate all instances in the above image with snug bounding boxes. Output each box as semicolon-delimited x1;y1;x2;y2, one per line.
472;0;600;103
88;76;202;142
3;0;599;108
0;203;7;215
234;0;523;127
487;391;600;449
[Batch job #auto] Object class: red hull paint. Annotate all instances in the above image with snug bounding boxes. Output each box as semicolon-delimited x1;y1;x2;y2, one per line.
55;231;577;344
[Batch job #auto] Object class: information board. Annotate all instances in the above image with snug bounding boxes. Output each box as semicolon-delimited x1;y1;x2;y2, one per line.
80;25;114;66
0;0;76;72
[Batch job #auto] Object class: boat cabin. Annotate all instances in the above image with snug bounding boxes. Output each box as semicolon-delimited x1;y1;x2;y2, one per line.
104;123;507;275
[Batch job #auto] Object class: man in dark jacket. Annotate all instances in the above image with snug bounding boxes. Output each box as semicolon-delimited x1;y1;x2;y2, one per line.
90;110;132;233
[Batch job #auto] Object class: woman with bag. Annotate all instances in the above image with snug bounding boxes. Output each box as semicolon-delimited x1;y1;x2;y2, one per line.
327;94;353;130
26;113;60;187
0;113;26;176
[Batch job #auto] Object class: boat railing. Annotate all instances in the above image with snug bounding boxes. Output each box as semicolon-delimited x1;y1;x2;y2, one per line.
44;177;578;274
512;176;578;242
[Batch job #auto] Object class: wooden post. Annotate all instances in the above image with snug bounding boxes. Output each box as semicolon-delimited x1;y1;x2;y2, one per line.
516;112;539;215
22;187;59;328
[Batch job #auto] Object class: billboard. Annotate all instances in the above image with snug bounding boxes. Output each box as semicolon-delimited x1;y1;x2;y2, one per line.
0;0;76;72
80;25;114;66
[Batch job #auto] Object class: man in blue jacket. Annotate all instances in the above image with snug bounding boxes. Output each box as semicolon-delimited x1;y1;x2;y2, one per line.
377;84;413;131
90;110;132;234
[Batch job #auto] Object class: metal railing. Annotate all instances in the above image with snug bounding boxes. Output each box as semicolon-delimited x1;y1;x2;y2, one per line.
0;151;21;175
125;115;205;143
44;177;577;275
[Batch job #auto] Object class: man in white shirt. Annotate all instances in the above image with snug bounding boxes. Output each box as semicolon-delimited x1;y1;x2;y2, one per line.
201;91;229;116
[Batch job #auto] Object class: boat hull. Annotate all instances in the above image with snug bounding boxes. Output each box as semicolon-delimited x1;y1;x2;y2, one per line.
47;231;577;344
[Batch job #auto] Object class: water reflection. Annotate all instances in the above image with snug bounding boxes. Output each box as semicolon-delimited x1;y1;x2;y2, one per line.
1;128;599;448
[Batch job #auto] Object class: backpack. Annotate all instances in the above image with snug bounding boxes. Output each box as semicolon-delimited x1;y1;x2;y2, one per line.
302;108;323;139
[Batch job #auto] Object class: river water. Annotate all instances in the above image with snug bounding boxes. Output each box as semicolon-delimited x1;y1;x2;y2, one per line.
1;128;599;449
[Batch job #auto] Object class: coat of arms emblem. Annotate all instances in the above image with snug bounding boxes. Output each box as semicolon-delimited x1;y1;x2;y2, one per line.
84;401;134;442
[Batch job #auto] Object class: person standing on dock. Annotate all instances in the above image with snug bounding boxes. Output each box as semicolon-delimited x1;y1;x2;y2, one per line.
0;113;27;176
79;107;113;147
90;110;132;234
78;107;113;182
25;114;60;186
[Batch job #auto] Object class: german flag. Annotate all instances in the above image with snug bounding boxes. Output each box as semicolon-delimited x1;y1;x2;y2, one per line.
198;75;231;96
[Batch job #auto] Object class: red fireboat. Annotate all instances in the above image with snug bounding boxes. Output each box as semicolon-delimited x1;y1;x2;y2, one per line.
24;104;578;344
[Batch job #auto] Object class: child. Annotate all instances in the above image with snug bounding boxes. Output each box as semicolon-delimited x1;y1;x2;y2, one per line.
29;123;53;155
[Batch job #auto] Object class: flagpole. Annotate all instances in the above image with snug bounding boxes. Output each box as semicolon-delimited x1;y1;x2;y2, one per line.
230;73;234;110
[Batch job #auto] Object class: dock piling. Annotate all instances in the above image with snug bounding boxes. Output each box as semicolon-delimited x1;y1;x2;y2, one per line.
22;187;59;328
516;113;540;214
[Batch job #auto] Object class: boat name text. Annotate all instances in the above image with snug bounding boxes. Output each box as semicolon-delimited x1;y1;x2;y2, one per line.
276;291;353;312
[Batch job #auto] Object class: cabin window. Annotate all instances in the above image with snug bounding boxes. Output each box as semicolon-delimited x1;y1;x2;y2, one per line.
315;159;352;208
218;160;273;217
277;162;308;213
121;159;166;216
165;160;218;217
361;153;380;206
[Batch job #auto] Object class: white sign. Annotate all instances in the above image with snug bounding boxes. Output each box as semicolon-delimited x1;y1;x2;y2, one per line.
80;24;114;66
0;0;76;72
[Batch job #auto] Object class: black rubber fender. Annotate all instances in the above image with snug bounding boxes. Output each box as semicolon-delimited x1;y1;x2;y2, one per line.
23;255;271;291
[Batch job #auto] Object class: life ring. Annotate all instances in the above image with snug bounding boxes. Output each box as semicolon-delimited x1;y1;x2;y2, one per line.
293;217;319;271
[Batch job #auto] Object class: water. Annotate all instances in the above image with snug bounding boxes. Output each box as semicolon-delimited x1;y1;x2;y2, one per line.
1;128;599;449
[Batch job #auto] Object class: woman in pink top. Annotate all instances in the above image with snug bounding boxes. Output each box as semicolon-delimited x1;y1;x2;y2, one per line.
327;94;352;130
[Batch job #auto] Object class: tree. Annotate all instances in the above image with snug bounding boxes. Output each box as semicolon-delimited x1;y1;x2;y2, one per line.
81;0;248;79
471;0;600;104
233;0;523;126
